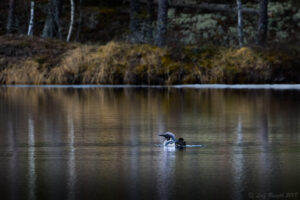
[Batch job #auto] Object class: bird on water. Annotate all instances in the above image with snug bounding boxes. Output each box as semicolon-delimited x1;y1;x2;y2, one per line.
158;132;186;149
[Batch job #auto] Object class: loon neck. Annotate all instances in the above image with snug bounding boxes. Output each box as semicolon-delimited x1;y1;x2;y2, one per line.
163;139;176;147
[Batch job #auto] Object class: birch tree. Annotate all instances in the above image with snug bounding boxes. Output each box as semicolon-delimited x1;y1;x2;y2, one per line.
42;0;62;39
236;0;244;47
257;0;268;46
67;0;75;42
7;0;16;34
155;0;168;47
27;1;35;36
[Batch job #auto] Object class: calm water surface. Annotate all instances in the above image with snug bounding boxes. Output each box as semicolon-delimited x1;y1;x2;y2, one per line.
0;86;300;200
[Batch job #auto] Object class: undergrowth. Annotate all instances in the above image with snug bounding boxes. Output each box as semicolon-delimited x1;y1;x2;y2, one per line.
0;36;299;84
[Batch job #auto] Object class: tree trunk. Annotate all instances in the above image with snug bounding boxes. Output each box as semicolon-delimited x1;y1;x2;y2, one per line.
256;0;268;46
42;0;62;39
129;0;140;43
7;0;16;34
75;0;82;41
145;0;154;43
67;0;75;42
236;0;244;47
27;1;35;36
155;0;168;47
147;0;155;22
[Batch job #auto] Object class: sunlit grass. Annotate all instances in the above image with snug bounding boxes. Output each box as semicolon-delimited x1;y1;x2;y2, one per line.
0;36;299;84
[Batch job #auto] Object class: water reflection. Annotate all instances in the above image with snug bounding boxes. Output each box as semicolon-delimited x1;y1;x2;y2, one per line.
232;116;244;200
67;114;76;200
28;116;36;200
129;118;139;200
8;121;18;200
0;87;300;200
258;113;271;194
157;150;175;200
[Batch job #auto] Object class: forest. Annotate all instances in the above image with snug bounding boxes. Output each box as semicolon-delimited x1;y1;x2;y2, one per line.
0;0;299;84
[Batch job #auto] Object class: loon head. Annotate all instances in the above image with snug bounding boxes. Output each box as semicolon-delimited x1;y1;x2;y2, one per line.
159;132;176;147
159;132;176;142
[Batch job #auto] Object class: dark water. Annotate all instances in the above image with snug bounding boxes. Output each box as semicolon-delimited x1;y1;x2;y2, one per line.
0;86;300;200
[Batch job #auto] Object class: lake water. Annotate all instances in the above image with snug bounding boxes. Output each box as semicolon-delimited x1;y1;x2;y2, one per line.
0;86;300;200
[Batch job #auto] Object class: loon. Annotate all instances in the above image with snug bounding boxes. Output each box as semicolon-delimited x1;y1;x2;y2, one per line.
158;132;186;149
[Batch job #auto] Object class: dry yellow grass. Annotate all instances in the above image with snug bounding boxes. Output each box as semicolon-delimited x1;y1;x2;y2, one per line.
0;36;299;84
209;47;272;83
0;60;46;84
50;42;171;84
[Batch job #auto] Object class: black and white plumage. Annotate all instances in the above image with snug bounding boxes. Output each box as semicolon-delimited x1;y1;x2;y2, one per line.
159;132;186;148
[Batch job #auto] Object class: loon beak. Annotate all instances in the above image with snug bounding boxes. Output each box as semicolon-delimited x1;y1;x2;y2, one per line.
158;133;167;139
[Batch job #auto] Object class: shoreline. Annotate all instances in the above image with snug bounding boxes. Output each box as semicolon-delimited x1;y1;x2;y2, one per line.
0;36;299;85
2;84;300;90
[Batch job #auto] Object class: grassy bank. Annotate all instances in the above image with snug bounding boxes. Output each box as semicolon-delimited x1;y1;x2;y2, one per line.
0;35;299;84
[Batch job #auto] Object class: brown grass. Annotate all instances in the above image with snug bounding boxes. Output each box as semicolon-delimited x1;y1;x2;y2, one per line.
50;42;177;84
0;60;46;84
208;47;271;83
0;36;299;85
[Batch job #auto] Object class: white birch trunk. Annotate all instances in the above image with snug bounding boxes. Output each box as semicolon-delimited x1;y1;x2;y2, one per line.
27;1;35;36
236;0;244;47
67;0;75;42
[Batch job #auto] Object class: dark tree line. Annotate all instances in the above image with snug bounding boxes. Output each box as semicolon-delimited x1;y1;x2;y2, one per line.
257;0;268;46
146;0;154;41
7;0;16;34
155;0;168;47
42;0;62;39
5;0;269;47
235;0;268;47
129;0;140;43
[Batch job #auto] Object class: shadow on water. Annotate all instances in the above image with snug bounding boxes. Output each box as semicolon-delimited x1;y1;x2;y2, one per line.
0;87;300;199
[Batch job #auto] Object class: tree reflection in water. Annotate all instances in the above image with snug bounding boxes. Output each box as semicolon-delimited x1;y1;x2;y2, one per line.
0;87;299;200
